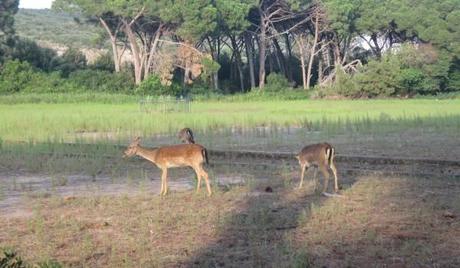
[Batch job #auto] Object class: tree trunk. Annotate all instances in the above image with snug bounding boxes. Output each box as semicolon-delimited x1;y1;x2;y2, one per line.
318;54;323;85
268;45;274;73
273;38;287;78
258;11;267;89
230;36;245;91
306;15;320;89
123;19;143;85
284;33;293;82
99;18;121;73
298;37;307;90
144;25;162;79
244;33;256;89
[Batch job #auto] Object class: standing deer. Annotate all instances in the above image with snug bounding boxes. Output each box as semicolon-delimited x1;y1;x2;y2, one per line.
178;127;195;144
123;137;212;196
295;143;339;193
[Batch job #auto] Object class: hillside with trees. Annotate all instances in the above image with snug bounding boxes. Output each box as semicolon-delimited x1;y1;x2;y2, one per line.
1;0;460;98
15;8;103;48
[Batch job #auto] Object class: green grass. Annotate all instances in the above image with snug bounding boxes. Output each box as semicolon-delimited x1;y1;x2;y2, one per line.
1;98;459;142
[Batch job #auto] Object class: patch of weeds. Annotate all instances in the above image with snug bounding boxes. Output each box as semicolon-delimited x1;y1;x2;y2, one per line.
27;191;52;199
0;249;26;268
36;259;63;268
280;161;293;188
244;174;256;192
51;176;68;187
0;248;62;268
297;208;311;225
292;249;312;268
0;187;4;201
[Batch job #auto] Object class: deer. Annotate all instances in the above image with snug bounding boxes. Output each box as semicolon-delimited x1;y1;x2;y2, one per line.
178;127;195;144
123;137;212;196
295;143;339;194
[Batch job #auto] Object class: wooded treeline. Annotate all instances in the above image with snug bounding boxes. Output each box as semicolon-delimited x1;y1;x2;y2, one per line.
2;0;460;97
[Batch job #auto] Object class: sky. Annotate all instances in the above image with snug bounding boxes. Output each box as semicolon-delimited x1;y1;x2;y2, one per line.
19;0;54;9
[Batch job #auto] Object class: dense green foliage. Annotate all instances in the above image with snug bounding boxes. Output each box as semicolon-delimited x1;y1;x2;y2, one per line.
0;60;134;94
325;45;455;98
0;0;19;64
2;0;459;98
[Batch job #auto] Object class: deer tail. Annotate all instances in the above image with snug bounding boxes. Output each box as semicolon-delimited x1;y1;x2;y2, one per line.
325;145;335;166
202;148;209;165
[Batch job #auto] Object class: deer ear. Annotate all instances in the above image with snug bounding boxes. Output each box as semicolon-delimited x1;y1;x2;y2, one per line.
134;136;141;144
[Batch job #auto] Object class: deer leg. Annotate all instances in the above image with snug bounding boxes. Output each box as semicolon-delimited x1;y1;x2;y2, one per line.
313;166;319;190
298;164;308;189
159;169;165;195
329;161;339;192
161;168;168;195
193;166;202;193
319;164;330;193
200;165;212;196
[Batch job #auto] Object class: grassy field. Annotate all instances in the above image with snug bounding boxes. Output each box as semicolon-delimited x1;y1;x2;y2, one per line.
1;174;459;267
1;98;459;143
1;97;459;266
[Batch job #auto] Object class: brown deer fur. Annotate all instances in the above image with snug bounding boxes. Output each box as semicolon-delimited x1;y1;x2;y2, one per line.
124;137;211;196
295;143;339;193
178;127;195;144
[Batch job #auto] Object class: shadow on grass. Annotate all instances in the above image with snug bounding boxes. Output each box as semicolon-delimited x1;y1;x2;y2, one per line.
182;173;460;267
180;173;331;267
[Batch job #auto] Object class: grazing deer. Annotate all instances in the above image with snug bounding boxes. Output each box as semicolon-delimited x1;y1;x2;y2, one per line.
178;127;195;144
295;143;339;193
124;137;212;196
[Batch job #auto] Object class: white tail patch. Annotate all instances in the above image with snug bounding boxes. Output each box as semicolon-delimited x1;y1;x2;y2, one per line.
325;148;331;160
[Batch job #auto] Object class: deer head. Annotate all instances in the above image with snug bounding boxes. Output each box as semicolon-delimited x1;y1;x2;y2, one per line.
124;137;141;158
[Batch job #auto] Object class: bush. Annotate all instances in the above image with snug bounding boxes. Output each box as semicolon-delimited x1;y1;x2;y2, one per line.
353;55;402;97
90;52;115;72
54;47;87;77
0;60;70;94
321;44;455;98
136;75;181;96
0;60;134;94
67;69;134;93
265;73;292;92
0;60;36;93
323;68;360;97
10;38;58;71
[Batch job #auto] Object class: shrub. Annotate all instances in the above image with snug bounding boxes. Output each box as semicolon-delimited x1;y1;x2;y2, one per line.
353;55;402;97
323;68;360;97
54;48;87;77
321;44;457;98
0;60;37;93
67;69;134;93
265;73;292;92
10;38;58;71
136;75;181;96
90;52;115;72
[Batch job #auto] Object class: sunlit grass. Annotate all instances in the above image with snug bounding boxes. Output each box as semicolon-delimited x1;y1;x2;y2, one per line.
0;99;459;142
